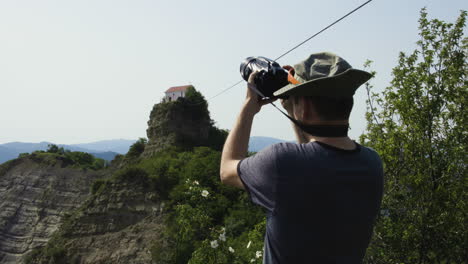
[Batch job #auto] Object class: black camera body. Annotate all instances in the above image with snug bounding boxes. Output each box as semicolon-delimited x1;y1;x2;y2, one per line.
240;57;289;99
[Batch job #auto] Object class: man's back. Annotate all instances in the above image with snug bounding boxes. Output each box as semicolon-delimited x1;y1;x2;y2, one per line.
238;141;383;263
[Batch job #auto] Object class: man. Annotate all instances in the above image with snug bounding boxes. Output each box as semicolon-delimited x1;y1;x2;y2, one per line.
220;52;384;263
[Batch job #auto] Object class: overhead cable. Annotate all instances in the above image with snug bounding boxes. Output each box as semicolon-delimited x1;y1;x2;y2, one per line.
198;0;375;103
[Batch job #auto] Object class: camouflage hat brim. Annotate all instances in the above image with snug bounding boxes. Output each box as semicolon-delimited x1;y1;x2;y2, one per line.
273;68;372;97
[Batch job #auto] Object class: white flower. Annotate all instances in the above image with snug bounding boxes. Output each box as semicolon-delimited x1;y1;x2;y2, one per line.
256;250;262;258
246;241;251;248
210;240;218;248
228;246;235;253
380;209;390;217
194;180;199;185
201;190;209;197
219;233;226;241
250;259;255;262
221;227;226;233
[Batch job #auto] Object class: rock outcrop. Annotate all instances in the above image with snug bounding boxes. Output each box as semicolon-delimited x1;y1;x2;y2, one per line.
143;87;216;157
0;156;100;264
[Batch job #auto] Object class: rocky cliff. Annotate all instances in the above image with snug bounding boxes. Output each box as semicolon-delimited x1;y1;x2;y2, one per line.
143;86;226;157
0;155;101;263
0;153;166;264
26;168;164;264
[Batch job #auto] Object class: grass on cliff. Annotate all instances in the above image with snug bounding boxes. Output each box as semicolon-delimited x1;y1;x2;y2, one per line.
27;144;106;170
0;158;23;177
0;144;106;178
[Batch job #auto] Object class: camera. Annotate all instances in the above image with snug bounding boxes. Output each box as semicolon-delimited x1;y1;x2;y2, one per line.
240;56;289;99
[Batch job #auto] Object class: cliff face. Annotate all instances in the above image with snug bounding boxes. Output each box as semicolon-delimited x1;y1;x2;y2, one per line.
28;172;164;264
143;98;211;157
0;156;100;264
143;87;227;158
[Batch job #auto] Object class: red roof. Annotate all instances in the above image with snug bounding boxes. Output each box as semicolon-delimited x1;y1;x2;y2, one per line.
165;85;192;93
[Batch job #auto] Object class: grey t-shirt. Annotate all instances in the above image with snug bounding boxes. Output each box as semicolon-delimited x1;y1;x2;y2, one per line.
238;141;383;264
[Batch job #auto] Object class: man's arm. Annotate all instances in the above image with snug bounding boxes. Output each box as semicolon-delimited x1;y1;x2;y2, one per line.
220;74;274;188
219;101;255;188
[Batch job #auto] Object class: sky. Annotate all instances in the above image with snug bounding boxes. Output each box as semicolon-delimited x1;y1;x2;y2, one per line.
0;0;466;144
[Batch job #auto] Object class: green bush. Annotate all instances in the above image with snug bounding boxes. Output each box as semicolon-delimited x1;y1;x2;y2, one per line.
90;179;109;194
361;9;467;263
142;147;265;264
0;158;22;177
47;144;65;154
44;245;66;263
138;149;180;199
126;138;147;159
24;244;66;264
114;167;149;184
18;152;29;158
184;86;209;120
91;158;105;170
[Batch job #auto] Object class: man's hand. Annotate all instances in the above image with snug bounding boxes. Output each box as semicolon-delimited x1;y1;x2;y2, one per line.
244;72;277;115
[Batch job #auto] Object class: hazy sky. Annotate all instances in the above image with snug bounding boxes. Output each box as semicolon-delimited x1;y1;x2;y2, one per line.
0;0;466;144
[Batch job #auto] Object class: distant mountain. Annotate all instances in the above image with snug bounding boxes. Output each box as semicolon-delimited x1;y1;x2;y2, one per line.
0;146;19;164
90;151;121;161
71;139;136;154
1;141;52;153
0;139;135;164
0;137;285;164
0;141;89;154
248;136;287;152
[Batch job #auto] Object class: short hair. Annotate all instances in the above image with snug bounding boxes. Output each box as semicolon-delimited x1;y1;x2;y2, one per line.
295;96;354;121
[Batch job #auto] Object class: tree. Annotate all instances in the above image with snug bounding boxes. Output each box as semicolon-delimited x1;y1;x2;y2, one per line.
361;9;467;263
184;86;210;120
46;144;64;154
126;138;147;159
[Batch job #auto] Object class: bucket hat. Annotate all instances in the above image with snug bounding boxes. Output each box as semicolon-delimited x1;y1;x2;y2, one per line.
273;52;372;97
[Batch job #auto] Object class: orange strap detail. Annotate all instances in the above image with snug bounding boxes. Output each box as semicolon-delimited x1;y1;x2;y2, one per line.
287;72;300;85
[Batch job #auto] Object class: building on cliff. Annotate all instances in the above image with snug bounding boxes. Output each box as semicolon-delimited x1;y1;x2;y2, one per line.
163;85;192;102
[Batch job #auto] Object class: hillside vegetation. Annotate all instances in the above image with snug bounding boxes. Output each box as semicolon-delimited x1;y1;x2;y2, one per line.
24;88;266;263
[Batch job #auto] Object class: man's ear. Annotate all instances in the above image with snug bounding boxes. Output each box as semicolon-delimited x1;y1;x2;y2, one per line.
292;96;308;121
301;97;314;121
291;96;301;120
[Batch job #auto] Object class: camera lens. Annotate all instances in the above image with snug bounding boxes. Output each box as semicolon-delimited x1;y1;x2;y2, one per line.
240;56;289;98
240;57;256;81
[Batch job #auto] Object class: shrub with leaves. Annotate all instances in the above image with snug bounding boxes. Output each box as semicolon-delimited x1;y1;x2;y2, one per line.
361;9;467;264
141;147;266;264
